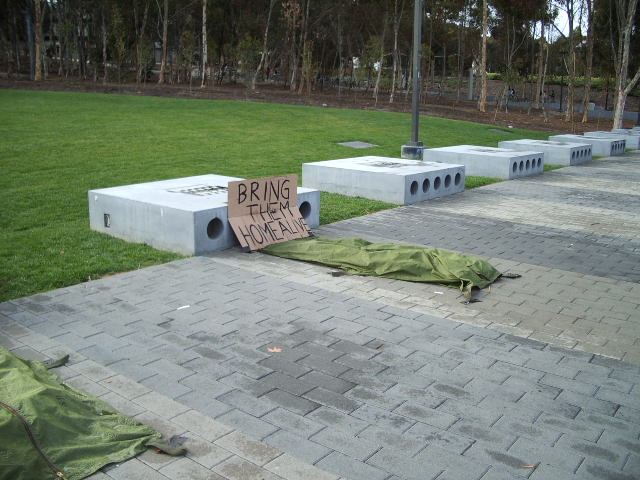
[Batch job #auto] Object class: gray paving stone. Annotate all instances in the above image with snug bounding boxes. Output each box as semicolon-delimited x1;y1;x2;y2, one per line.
264;453;339;480
140;374;192;399
212;457;283;480
350;404;415;433
315;451;388;480
298;370;355;394
214;430;282;466
263;388;320;416
555;437;625;469
304;387;360;413
414;444;488;480
215;409;279;440
297;354;351;377
557;389;620;416
448;420;517;451
577;460;637;480
305;406;370;436
105;458;169;480
259;355;309;378
175;391;232;418
394;401;458;429
310;427;379;460
356;425;427;456
263;429;331;464
170;410;233;442
262;408;325;438
366;448;443;480
217;389;277;417
508;437;584;474
158;457;226;480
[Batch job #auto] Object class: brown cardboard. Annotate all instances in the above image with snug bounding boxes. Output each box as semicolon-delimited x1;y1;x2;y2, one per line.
227;174;311;251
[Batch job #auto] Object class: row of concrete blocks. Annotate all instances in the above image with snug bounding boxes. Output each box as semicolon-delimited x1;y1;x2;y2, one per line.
89;128;639;255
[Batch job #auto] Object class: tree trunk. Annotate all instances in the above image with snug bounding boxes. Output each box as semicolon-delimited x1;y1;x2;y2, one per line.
563;0;575;123
373;12;388;104
534;19;545;108
253;0;276;91
102;9;108;85
297;0;311;95
134;1;150;84
612;0;639;128
581;0;594;123
158;0;169;85
478;0;488;112
201;0;207;87
34;0;42;80
389;0;403;103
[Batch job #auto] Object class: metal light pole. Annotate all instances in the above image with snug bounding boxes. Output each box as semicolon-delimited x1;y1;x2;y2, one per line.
401;0;425;159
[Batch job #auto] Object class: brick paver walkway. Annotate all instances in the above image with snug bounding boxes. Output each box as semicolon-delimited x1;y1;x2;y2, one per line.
1;152;639;480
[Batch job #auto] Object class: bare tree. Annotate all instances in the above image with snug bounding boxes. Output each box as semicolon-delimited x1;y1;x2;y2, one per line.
534;19;547;108
157;0;169;84
134;1;150;84
253;0;277;91
612;0;640;128
581;0;594;122
478;0;488;112
389;0;404;103
201;0;207;87
34;0;42;80
373;11;388;104
560;0;576;123
101;6;108;84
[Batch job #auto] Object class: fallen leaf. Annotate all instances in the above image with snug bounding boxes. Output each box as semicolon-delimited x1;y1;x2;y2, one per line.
521;465;537;469
267;347;283;353
60;250;65;254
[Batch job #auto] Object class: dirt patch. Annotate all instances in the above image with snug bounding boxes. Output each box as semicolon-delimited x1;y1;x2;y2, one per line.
1;76;635;134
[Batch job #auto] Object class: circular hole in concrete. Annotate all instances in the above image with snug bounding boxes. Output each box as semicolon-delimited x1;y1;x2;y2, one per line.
434;176;441;190
422;178;430;192
410;181;418;195
207;218;224;239
519;161;524;171
526;160;530;170
512;162;517;173
299;201;311;219
444;175;451;188
454;173;461;185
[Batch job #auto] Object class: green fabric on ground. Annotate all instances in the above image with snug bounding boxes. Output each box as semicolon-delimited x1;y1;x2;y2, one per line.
0;347;162;480
262;237;501;296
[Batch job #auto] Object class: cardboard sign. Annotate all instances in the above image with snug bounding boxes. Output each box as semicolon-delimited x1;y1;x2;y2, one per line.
227;174;311;251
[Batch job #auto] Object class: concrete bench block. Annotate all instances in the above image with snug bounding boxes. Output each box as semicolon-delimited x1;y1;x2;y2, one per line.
88;175;320;255
498;139;591;166
423;145;544;179
302;156;465;205
586;131;640;149
548;134;626;156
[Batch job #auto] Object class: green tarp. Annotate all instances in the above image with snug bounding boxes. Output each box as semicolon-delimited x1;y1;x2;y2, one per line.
262;237;501;297
0;347;162;480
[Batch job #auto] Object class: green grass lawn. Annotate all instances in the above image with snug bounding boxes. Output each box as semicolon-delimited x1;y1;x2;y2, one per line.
0;89;550;301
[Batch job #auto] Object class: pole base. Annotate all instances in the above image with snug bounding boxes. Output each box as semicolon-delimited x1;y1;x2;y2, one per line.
401;144;427;160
